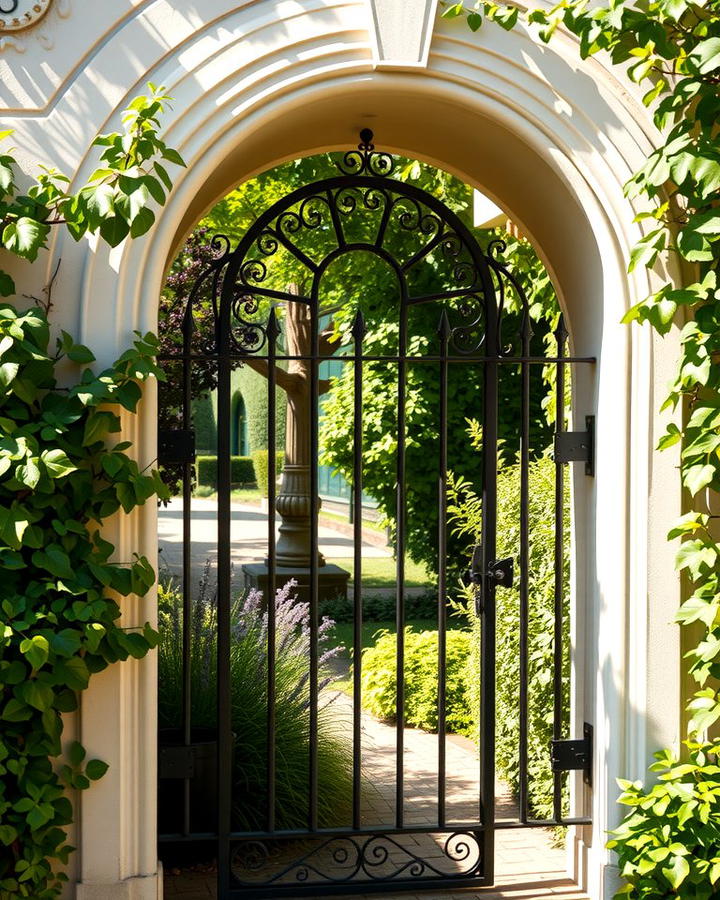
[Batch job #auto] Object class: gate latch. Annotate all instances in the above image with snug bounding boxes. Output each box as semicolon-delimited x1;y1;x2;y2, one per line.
466;547;514;615
551;722;593;786
554;415;594;476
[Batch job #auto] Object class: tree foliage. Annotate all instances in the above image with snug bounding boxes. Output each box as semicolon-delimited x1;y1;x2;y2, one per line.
0;84;184;295
446;1;720;894
171;153;558;574
0;88;182;897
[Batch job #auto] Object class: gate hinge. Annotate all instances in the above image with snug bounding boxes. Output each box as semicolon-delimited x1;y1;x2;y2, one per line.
551;722;593;786
158;428;196;466
159;745;195;779
554;416;594;476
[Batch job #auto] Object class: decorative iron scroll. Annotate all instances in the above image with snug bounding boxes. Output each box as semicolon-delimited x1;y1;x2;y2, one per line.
336;128;395;177
486;238;533;356
231;830;483;887
170;133;504;361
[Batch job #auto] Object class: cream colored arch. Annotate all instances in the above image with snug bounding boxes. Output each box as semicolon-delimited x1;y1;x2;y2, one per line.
0;3;684;899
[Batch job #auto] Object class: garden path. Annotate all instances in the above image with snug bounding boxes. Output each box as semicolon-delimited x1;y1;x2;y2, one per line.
164;694;589;900
158;498;390;589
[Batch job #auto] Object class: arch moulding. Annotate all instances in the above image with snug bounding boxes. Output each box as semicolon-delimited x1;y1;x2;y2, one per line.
0;3;684;899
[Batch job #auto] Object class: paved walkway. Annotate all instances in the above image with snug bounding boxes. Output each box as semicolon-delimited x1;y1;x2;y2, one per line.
158;498;390;588
163;696;588;900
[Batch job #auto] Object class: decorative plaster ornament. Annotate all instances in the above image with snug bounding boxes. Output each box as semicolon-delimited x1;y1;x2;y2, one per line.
367;0;439;67
0;0;53;32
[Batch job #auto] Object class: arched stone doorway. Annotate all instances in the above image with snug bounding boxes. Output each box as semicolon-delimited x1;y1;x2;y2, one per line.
1;3;684;898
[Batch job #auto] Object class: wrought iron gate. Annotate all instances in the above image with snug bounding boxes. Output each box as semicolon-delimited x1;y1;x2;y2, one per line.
158;133;594;897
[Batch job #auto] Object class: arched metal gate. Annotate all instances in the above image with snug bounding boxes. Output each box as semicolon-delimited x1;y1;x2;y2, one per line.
158;134;594;897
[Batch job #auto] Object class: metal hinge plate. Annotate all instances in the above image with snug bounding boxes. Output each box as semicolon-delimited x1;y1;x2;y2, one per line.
554;416;594;476
551;722;593;786
159;745;195;779
158;429;196;466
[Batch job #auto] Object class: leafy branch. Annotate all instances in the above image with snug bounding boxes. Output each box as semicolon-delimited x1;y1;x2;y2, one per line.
445;1;720;895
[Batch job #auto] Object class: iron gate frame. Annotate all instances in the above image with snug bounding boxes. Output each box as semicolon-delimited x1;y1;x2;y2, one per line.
157;134;594;898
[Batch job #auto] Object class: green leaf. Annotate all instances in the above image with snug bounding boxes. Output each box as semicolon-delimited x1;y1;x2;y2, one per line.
161;147;186;167
85;182;115;218
32;544;74;580
2;699;31;721
99;215;130;247
50;628;82;658
467;11;482;31
55;656;90;690
687;37;720;75
19;635;49;670
21;680;54;712
85;758;109;781
0;272;15;297
83;411;115;446
2;217;50;262
129;206;155;239
68;740;85;767
41;448;77;478
154;162;173;191
0;826;18;846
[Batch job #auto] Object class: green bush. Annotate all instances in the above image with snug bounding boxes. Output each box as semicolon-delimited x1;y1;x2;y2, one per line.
158;571;352;830
449;452;569;821
361;628;473;735
607;741;720;898
320;588;439;624
252;449;285;496
195;455;255;489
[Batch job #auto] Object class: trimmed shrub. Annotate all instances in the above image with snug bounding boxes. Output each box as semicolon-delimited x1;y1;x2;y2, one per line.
320;589;439;624
252;449;285;496
449;454;569;821
192;394;217;454
361;628;473;735
195;455;255;489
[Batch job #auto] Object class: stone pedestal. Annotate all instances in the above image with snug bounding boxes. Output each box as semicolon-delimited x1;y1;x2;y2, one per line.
242;563;350;606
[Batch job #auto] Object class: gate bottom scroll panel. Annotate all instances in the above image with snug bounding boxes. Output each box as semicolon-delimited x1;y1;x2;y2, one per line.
229;828;487;890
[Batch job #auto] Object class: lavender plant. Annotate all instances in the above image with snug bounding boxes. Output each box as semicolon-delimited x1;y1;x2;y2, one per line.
158;566;353;830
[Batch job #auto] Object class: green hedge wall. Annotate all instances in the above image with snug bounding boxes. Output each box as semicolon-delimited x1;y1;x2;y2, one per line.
252;450;285;497
192;394;217;454
236;365;286;453
196;455;256;488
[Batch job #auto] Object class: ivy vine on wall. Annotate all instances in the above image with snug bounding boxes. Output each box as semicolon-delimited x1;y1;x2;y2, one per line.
0;89;183;897
445;1;720;895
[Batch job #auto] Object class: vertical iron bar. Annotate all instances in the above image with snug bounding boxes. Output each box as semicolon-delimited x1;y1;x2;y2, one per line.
518;314;532;824
352;310;366;830
481;285;499;883
181;309;193;837
395;301;408;829
216;288;232;896
437;311;450;828
553;315;568;823
266;309;279;833
309;303;320;832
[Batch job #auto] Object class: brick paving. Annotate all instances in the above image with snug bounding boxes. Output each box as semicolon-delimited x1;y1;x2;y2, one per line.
163;695;588;900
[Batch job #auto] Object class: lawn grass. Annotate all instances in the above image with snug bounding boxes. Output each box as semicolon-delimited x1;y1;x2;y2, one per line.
193;486;264;504
319;507;387;535
326;556;431;588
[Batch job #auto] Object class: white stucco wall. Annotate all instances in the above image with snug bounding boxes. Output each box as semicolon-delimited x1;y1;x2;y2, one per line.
0;2;684;899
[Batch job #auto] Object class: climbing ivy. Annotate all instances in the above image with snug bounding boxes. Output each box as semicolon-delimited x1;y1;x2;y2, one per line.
0;88;182;897
446;0;720;895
